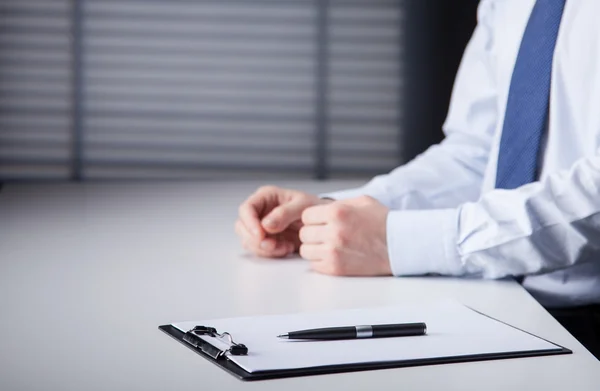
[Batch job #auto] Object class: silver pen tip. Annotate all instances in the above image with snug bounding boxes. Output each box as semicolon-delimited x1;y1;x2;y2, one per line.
277;334;289;339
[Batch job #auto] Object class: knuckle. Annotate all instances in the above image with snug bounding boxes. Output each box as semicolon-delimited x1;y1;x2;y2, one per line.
258;184;277;194
238;203;256;218
331;204;349;221
299;192;317;205
333;230;348;247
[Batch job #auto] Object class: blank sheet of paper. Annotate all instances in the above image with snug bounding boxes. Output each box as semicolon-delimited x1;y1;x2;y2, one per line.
172;301;562;373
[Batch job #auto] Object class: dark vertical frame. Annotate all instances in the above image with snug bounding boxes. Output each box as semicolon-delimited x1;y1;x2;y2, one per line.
314;0;329;179
400;0;479;164
70;0;84;180
396;0;404;164
400;0;440;164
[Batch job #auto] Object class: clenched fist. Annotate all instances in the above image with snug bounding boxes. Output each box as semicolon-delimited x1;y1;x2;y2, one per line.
299;196;392;276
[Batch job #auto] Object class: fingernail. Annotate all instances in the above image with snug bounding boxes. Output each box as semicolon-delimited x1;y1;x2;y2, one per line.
263;219;276;228
260;240;271;250
251;228;260;237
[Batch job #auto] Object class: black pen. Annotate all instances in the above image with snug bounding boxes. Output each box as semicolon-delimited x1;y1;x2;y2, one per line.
277;322;427;340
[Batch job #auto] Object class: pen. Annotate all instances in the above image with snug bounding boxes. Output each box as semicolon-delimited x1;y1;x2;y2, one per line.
277;322;427;340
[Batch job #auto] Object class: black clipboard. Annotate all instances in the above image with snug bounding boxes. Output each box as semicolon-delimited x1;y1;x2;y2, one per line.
158;317;572;381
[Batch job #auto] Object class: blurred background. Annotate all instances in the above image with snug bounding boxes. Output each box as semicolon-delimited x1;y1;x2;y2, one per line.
0;0;478;182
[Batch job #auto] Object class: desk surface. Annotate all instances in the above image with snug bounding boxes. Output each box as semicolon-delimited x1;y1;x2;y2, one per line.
0;180;599;391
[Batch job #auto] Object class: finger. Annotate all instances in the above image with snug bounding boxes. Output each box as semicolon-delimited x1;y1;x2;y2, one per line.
301;204;332;225
262;199;308;234
235;218;251;239
299;243;323;261
298;225;327;244
235;219;256;248
237;221;295;258
256;237;295;258
238;194;268;240
236;219;262;253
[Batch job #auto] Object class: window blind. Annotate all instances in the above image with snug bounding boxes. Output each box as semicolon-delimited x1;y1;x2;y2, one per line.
0;0;72;179
328;0;402;176
0;0;404;180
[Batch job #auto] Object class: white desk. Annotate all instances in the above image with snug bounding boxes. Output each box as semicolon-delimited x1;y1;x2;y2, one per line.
0;180;598;390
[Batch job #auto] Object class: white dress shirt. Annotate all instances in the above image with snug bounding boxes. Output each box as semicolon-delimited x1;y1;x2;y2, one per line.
325;0;600;308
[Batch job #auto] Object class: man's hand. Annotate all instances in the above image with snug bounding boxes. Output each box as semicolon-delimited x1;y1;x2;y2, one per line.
298;196;392;276
235;186;329;258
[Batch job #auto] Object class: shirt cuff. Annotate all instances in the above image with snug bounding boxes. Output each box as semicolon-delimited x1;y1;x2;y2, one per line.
319;187;392;207
387;208;462;276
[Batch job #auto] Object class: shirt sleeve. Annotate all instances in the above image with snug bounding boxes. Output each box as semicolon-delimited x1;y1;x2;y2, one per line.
392;153;600;279
323;0;498;211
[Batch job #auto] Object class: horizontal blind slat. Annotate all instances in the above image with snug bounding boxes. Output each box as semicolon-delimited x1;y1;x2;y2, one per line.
328;1;402;174
1;0;405;180
83;0;317;178
0;0;71;179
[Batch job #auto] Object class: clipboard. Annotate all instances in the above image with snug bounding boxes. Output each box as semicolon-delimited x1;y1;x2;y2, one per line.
159;302;571;381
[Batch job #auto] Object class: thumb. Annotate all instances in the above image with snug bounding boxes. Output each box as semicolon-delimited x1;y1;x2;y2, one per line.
261;200;307;234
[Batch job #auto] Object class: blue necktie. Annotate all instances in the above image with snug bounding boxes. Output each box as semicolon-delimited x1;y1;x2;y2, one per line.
495;0;566;189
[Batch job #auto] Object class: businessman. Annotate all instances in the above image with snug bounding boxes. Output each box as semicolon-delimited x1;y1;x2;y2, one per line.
235;0;600;358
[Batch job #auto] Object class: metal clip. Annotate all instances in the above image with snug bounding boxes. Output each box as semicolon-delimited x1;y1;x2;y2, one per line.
184;325;248;358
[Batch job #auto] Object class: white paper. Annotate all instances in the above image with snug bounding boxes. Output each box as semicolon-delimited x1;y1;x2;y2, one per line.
172;300;562;373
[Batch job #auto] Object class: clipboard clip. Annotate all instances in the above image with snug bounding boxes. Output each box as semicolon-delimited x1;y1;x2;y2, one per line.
183;325;248;359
